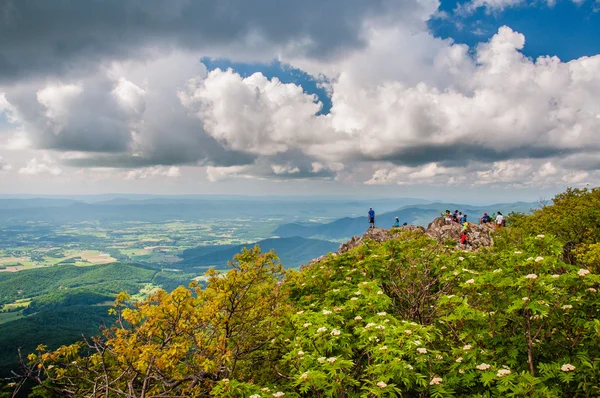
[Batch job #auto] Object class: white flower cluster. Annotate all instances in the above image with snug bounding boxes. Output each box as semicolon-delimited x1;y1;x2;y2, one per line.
497;369;511;377
475;363;491;370
537;234;545;239
249;394;261;398
456;357;463;363
525;274;538;279
331;329;341;336
299;371;308;380
273;392;285;397
297;351;304;356
354;291;361;296
354;316;363;320
430;377;443;385
535;256;544;262
322;309;332;315
466;279;475;284
350;297;358;301
316;327;327;333
303;323;312;328
377;312;387;316
376;381;387;389
578;269;590;276
317;357;326;363
561;364;576;372
417;347;427;354
562;305;573;310
327;357;336;363
379;346;388;351
377;291;384;295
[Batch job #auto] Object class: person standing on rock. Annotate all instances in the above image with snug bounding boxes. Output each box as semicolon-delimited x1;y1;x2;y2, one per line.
393;217;400;227
495;212;504;230
368;208;375;229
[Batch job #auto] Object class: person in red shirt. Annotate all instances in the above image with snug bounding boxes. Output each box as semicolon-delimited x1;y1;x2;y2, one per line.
460;231;472;247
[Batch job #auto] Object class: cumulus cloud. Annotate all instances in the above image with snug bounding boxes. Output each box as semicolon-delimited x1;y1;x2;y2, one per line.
0;156;11;171
125;166;181;180
18;157;62;176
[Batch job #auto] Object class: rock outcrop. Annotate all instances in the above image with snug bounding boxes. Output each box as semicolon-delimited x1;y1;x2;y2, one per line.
336;218;495;255
425;217;494;249
338;225;426;254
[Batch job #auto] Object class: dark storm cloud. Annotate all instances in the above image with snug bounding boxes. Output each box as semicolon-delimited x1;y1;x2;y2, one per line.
0;0;426;82
368;143;584;168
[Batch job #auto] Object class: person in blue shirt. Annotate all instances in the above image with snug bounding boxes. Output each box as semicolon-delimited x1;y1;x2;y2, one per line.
393;217;400;227
368;208;375;229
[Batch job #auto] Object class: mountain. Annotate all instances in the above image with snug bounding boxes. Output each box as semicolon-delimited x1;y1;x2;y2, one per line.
179;237;339;269
274;201;537;240
0;197;429;225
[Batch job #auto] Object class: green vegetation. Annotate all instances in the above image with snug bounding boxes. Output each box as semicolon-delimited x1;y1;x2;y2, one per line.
10;187;600;397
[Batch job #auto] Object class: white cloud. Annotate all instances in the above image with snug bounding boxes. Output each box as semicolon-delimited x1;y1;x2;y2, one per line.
206;165;254;182
456;0;581;14
36;83;84;130
179;69;331;156
112;77;146;116
124;166;181;180
271;164;301;175
19;158;62;176
0;156;11;171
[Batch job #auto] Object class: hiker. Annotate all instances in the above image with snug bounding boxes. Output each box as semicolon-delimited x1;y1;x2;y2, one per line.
460;214;468;225
462;219;469;233
442;210;452;224
460;231;472;247
453;210;459;222
393;217;400;227
368;208;375;229
480;212;491;224
495;212;504;229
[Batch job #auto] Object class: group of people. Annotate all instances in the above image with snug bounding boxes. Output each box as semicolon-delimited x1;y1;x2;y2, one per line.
367;207;506;249
441;209;506;247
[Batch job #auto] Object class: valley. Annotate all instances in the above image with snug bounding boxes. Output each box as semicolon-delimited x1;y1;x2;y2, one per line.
0;195;536;389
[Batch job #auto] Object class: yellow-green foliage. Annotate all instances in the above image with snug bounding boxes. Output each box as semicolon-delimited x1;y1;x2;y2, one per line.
14;188;600;397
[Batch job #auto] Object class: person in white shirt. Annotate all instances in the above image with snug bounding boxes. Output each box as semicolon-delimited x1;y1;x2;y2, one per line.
495;212;504;229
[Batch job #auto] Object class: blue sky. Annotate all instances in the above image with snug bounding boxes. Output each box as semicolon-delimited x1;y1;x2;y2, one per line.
431;0;600;61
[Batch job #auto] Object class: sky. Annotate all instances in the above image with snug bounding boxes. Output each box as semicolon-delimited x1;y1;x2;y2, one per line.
0;0;599;203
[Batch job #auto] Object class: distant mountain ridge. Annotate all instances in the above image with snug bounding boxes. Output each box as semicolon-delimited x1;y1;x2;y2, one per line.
179;237;339;269
274;201;537;240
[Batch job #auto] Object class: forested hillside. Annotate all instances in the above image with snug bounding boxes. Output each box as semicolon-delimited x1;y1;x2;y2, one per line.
6;187;600;397
180;237;339;269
